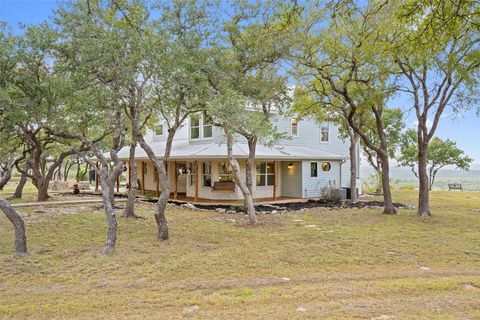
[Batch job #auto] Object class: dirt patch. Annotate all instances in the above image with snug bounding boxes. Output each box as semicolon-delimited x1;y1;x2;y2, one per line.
161;199;413;214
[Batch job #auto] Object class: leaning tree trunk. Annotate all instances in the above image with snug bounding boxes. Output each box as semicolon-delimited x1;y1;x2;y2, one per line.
0;198;27;256
0;167;12;191
417;141;431;217
225;127;257;224
137;131;171;241
13;173;28;199
124;144;141;219
99;171;118;255
349;133;359;204
379;155;397;215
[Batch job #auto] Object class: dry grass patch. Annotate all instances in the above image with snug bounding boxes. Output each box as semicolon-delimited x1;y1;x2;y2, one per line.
0;189;479;319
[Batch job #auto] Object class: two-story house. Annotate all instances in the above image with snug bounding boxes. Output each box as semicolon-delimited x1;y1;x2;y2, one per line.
112;112;360;202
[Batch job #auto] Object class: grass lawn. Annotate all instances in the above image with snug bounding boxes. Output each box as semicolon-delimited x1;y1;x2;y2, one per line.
1;187;479;319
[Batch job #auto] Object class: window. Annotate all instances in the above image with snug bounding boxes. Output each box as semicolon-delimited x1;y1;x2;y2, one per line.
202;162;212;187
256;162;275;186
320;122;329;142
154;124;163;136
311;162;318;177
190;113;213;140
291;118;298;136
218;162;233;182
322;161;331;171
190;115;200;139
188;162;196;186
203;113;213;138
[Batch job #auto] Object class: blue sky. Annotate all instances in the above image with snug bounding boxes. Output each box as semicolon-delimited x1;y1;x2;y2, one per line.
1;0;479;164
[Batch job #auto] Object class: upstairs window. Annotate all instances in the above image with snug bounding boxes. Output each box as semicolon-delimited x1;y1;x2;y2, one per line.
291;118;298;136
320;122;329;142
256;162;274;186
203;113;213;138
190;113;213;140
202;162;212;187
154;124;163;136
190;115;200;139
218;162;233;182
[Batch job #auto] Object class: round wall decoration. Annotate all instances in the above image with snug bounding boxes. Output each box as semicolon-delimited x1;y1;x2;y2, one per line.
321;161;331;171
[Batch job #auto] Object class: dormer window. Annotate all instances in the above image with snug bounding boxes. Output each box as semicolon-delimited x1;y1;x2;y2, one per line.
190;115;200;139
203;113;213;138
291;118;298;136
320;122;329;142
190;112;213;140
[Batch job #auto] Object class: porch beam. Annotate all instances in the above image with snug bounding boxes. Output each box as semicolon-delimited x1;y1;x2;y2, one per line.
273;161;277;200
194;160;199;202
141;161;145;196
173;161;178;199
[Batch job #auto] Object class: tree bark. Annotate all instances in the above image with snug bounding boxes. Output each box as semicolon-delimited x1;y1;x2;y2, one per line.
0;166;12;191
417;138;431;216
0;198;28;257
98;166;119;254
123;144;141;219
137;131;171;241
379;155;397;214
13;173;28;199
349;133;359;204
224;125;257;224
245;136;257;199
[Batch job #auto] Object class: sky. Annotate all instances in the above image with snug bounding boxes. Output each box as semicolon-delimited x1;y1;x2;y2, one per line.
1;0;479;165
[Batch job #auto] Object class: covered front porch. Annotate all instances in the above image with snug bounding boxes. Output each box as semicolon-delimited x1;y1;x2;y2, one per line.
115;159;286;202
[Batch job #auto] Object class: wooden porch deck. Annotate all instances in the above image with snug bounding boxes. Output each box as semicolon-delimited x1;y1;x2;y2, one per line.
115;191;305;206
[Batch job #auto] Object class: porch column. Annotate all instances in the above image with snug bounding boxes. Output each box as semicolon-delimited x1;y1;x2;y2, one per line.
194;160;199;202
141;161;145;196
173;161;178;199
273;161;277;200
116;175;120;193
95;162;99;192
155;166;160;197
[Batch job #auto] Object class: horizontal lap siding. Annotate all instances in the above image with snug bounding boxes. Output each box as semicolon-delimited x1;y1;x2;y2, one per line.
302;160;341;198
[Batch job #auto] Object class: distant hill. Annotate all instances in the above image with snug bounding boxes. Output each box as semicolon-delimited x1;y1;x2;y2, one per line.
360;164;480;192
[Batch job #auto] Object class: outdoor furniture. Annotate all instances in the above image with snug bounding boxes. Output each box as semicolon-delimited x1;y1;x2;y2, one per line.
213;181;235;192
448;183;463;191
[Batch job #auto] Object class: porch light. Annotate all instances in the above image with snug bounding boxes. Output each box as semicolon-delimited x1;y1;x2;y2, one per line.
288;162;294;169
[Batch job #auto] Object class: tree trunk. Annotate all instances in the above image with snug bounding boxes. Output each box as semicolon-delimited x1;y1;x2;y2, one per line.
0;167;12;191
13;173;28;199
137;132;171;241
375;168;383;194
64;160;75;182
35;177;50;202
99;169;118;255
224;126;257;224
349;133;359;204
379;155;397;214
124;144;140;218
0;198;28;256
417;142;431;216
245;137;257;196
